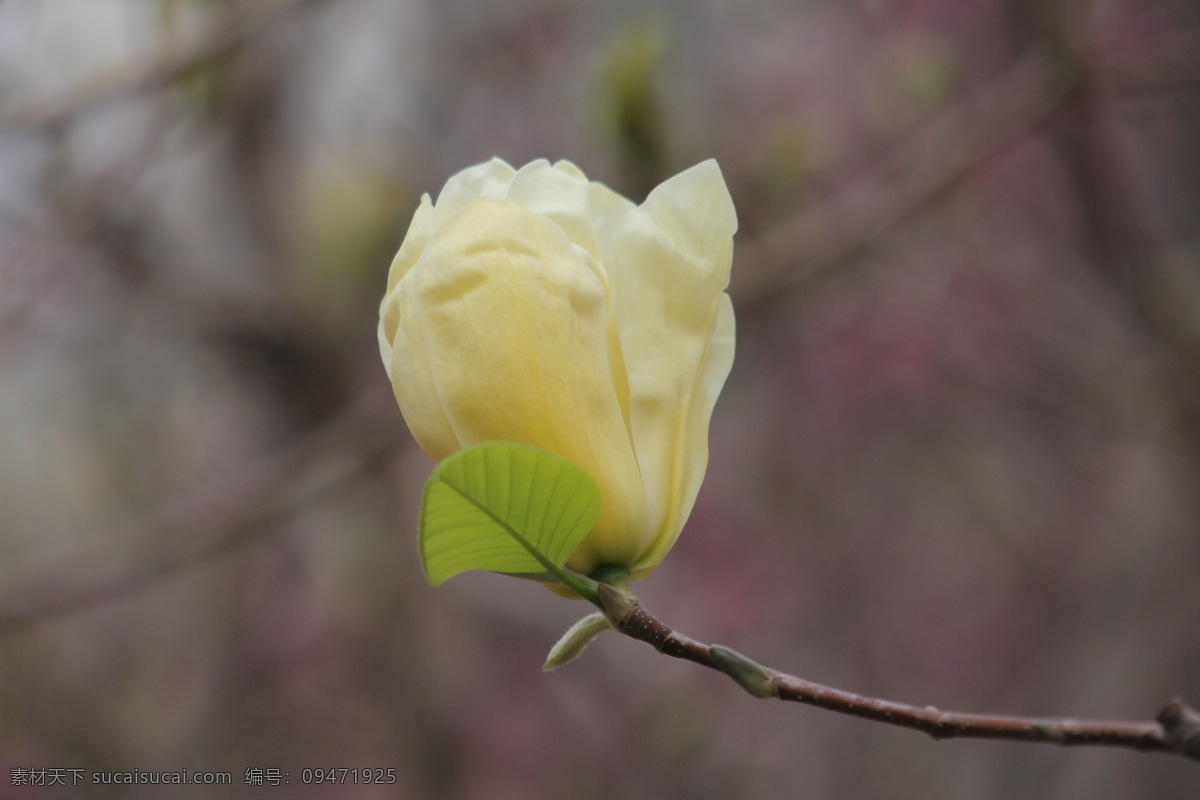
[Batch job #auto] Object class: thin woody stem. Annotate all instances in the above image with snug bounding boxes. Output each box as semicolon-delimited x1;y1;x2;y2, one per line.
595;585;1200;762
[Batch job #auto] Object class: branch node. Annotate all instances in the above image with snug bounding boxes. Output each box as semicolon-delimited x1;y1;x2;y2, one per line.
1157;697;1200;761
709;645;774;699
597;583;636;624
1030;720;1066;744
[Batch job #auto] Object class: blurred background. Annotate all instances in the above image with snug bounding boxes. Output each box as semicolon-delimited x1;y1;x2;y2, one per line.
1;0;1198;797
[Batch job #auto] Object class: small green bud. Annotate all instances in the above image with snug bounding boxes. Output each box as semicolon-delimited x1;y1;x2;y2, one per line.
543;613;612;671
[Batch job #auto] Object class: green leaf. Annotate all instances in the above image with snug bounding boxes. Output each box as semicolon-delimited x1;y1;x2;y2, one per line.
419;442;603;590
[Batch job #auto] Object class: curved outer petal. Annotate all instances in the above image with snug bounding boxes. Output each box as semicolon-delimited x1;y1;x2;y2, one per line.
383;268;462;460
384;195;440;297
433;157;516;216
502;159;639;428
379;195;462;457
504;160;606;264
633;293;734;575
409;198;649;575
380;196;440;376
607;160;737;574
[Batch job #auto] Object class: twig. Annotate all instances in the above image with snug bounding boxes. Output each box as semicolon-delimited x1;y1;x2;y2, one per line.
0;0;328;133
597;586;1200;762
733;45;1078;313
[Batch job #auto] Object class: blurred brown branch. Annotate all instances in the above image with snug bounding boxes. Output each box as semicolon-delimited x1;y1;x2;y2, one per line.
0;0;329;134
1097;28;1200;95
0;396;399;636
733;45;1078;313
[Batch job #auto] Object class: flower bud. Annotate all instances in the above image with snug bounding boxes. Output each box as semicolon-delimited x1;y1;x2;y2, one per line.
379;158;735;580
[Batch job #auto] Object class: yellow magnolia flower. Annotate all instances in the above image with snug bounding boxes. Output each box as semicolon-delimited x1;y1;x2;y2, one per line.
379;158;736;581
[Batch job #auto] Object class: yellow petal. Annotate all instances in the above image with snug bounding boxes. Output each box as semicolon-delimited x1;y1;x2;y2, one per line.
411;198;649;575
378;194;463;458
500;159;639;431
433;157;516;217
383;267;462;460
633;292;734;576
608;160;737;573
502;159;638;266
384;195;439;299
504;159;604;263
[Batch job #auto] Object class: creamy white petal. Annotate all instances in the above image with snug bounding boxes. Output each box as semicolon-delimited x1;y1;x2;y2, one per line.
380;195;440;383
633;293;734;576
505;159;638;432
384;269;462;460
434;157;517;217
504;159;605;265
609;160;736;562
384;195;440;298
548;159;638;265
585;178;637;268
550;159;588;180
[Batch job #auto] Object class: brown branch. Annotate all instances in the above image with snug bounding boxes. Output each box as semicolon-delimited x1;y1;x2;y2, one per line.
597;586;1200;762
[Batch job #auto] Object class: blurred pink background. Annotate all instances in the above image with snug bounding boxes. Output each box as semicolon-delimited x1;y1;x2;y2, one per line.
0;0;1197;797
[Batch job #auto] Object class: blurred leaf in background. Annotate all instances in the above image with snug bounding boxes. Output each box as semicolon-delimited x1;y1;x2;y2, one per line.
597;18;669;194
